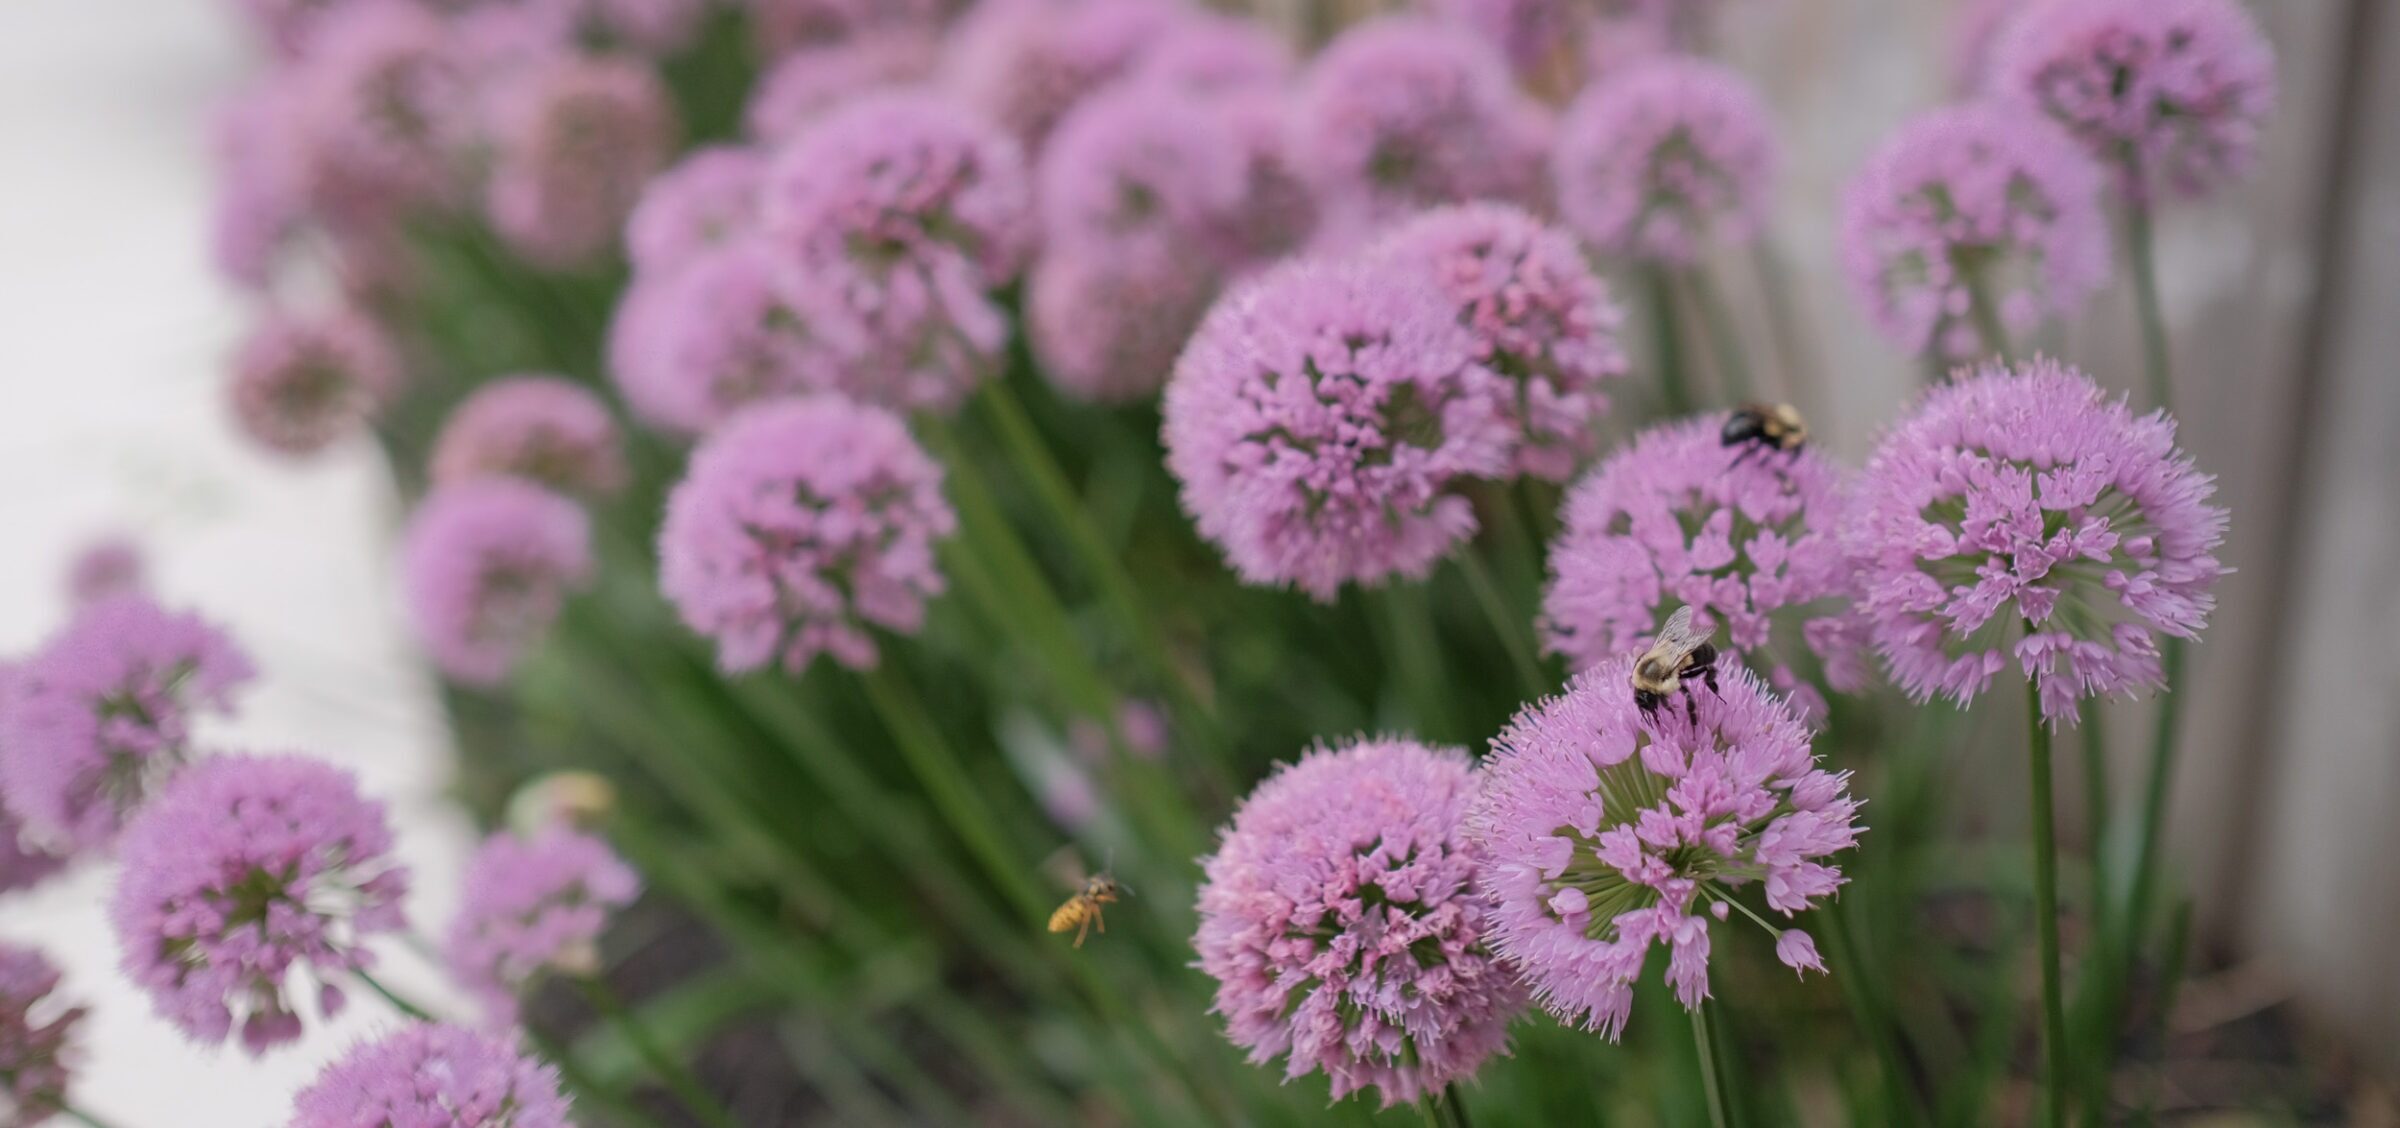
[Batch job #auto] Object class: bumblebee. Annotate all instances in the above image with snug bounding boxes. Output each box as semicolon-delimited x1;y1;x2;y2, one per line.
1630;606;1721;722
1721;403;1808;467
1048;872;1126;948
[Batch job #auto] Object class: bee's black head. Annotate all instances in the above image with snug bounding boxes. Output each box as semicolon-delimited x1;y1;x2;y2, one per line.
1633;688;1662;713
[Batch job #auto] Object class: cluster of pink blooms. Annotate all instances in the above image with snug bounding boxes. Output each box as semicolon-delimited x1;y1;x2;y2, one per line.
1472;657;1861;1036
659;397;957;674
1846;359;2227;726
940;0;1188;150
401;480;596;687
227;310;404;459
0;943;85;1123
1552;57;1778;264
290;1022;573;1128
1841;103;2110;360
1194;737;1522;1107
445;828;640;1025
0;597;255;850
429;376;628;499
748;32;938;141
110;754;410;1054
1542;415;1863;717
1991;0;2277;201
482;53;679;269
610;240;863;435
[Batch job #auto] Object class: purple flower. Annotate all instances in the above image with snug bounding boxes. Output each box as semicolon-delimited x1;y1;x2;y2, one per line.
228;309;404;458
1209;91;1321;270
402;481;594;688
1846;358;2227;725
484;54;679;270
431;376;627;499
64;535;147;608
1553;56;1779;264
941;0;1186;150
211;78;307;290
545;0;709;55
625;146;767;277
445;828;639;1026
1841;103;2109;361
1541;417;1862;716
112;754;409;1054
1124;12;1294;94
288;1;472;219
743;0;943;58
1038;82;1247;267
1028;251;1218;403
1162;258;1514;601
658;397;956;674
0;943;85;1123
1372;203;1630;481
1429;0;1575;71
1948;0;2030;97
1289;17;1549;244
607;240;863;435
1196;737;1520;1106
1472;657;1860;1037
0;598;255;851
744;32;937;143
290;1023;571;1128
1992;0;2276;201
0;806;70;897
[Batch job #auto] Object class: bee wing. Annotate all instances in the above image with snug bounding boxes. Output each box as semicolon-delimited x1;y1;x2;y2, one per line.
1649;606;1713;661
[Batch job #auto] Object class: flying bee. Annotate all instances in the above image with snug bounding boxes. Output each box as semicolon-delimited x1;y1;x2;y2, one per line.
1630;605;1721;723
1048;871;1127;948
1721;403;1808;467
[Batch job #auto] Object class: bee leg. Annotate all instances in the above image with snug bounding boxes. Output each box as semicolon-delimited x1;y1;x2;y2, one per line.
1727;444;1756;470
1095;910;1107;936
1074;916;1091;948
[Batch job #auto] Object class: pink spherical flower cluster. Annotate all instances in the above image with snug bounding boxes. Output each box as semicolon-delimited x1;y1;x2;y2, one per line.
659;397;957;675
0;943;86;1124
227;310;404;459
624;146;767;277
1841;104;2110;361
609;241;864;436
1039;83;1248;268
286;1;474;220
1124;11;1294;94
762;91;1035;414
1195;737;1522;1107
746;31;937;142
1429;0;1574;71
1847;359;2227;725
483;53;678;270
1290;17;1549;245
1541;416;1862;714
942;0;1186;150
401;481;595;688
1162;259;1514;601
1028;250;1221;403
291;1023;571;1128
1472;657;1860;1037
1372;204;1630;482
0;597;255;850
111;754;409;1055
1553;57;1779;264
445;828;640;1026
431;376;628;499
1992;0;2277;201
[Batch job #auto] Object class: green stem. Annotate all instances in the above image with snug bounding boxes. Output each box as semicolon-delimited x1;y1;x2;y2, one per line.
1456;551;1546;699
522;1021;649;1128
1686;267;1756;402
1820;906;1925;1126
575;976;741;1128
858;661;1049;922
1373;584;1455;741
2123;638;2187;986
1444;1083;1476;1128
1690;1002;1734;1128
1647;265;1695;415
1964;269;2014;363
2126;192;2173;410
60;1108;127;1128
2025;672;2069;1128
353;968;434;1022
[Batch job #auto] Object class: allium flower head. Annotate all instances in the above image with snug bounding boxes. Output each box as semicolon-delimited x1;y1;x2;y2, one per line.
1194;737;1521;1107
290;1023;571;1128
0;943;85;1124
1162;258;1514;601
1541;417;1862;714
659;397;956;674
1841;103;2109;361
1553;56;1779;264
1992;0;2276;200
745;32;937;142
607;240;864;435
1211;91;1321;269
1289;17;1550;243
1373;204;1630;481
211;78;307;290
1949;0;2029;96
446;828;639;1025
290;0;471;216
1029;251;1218;403
548;0;708;55
0;597;255;850
228;309;404;458
431;376;627;499
1848;358;2226;725
0;806;69;897
942;0;1185;150
112;754;408;1054
64;535;147;607
402;481;594;688
744;0;943;58
1472;657;1859;1037
1124;11;1295;94
1430;0;1575;71
484;54;678;270
625;146;767;277
1038;83;1247;266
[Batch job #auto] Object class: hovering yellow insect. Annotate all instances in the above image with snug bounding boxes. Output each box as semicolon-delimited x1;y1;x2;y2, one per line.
1048;872;1126;948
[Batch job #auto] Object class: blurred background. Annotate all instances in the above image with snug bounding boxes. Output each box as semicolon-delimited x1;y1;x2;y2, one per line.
1;0;2394;1122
